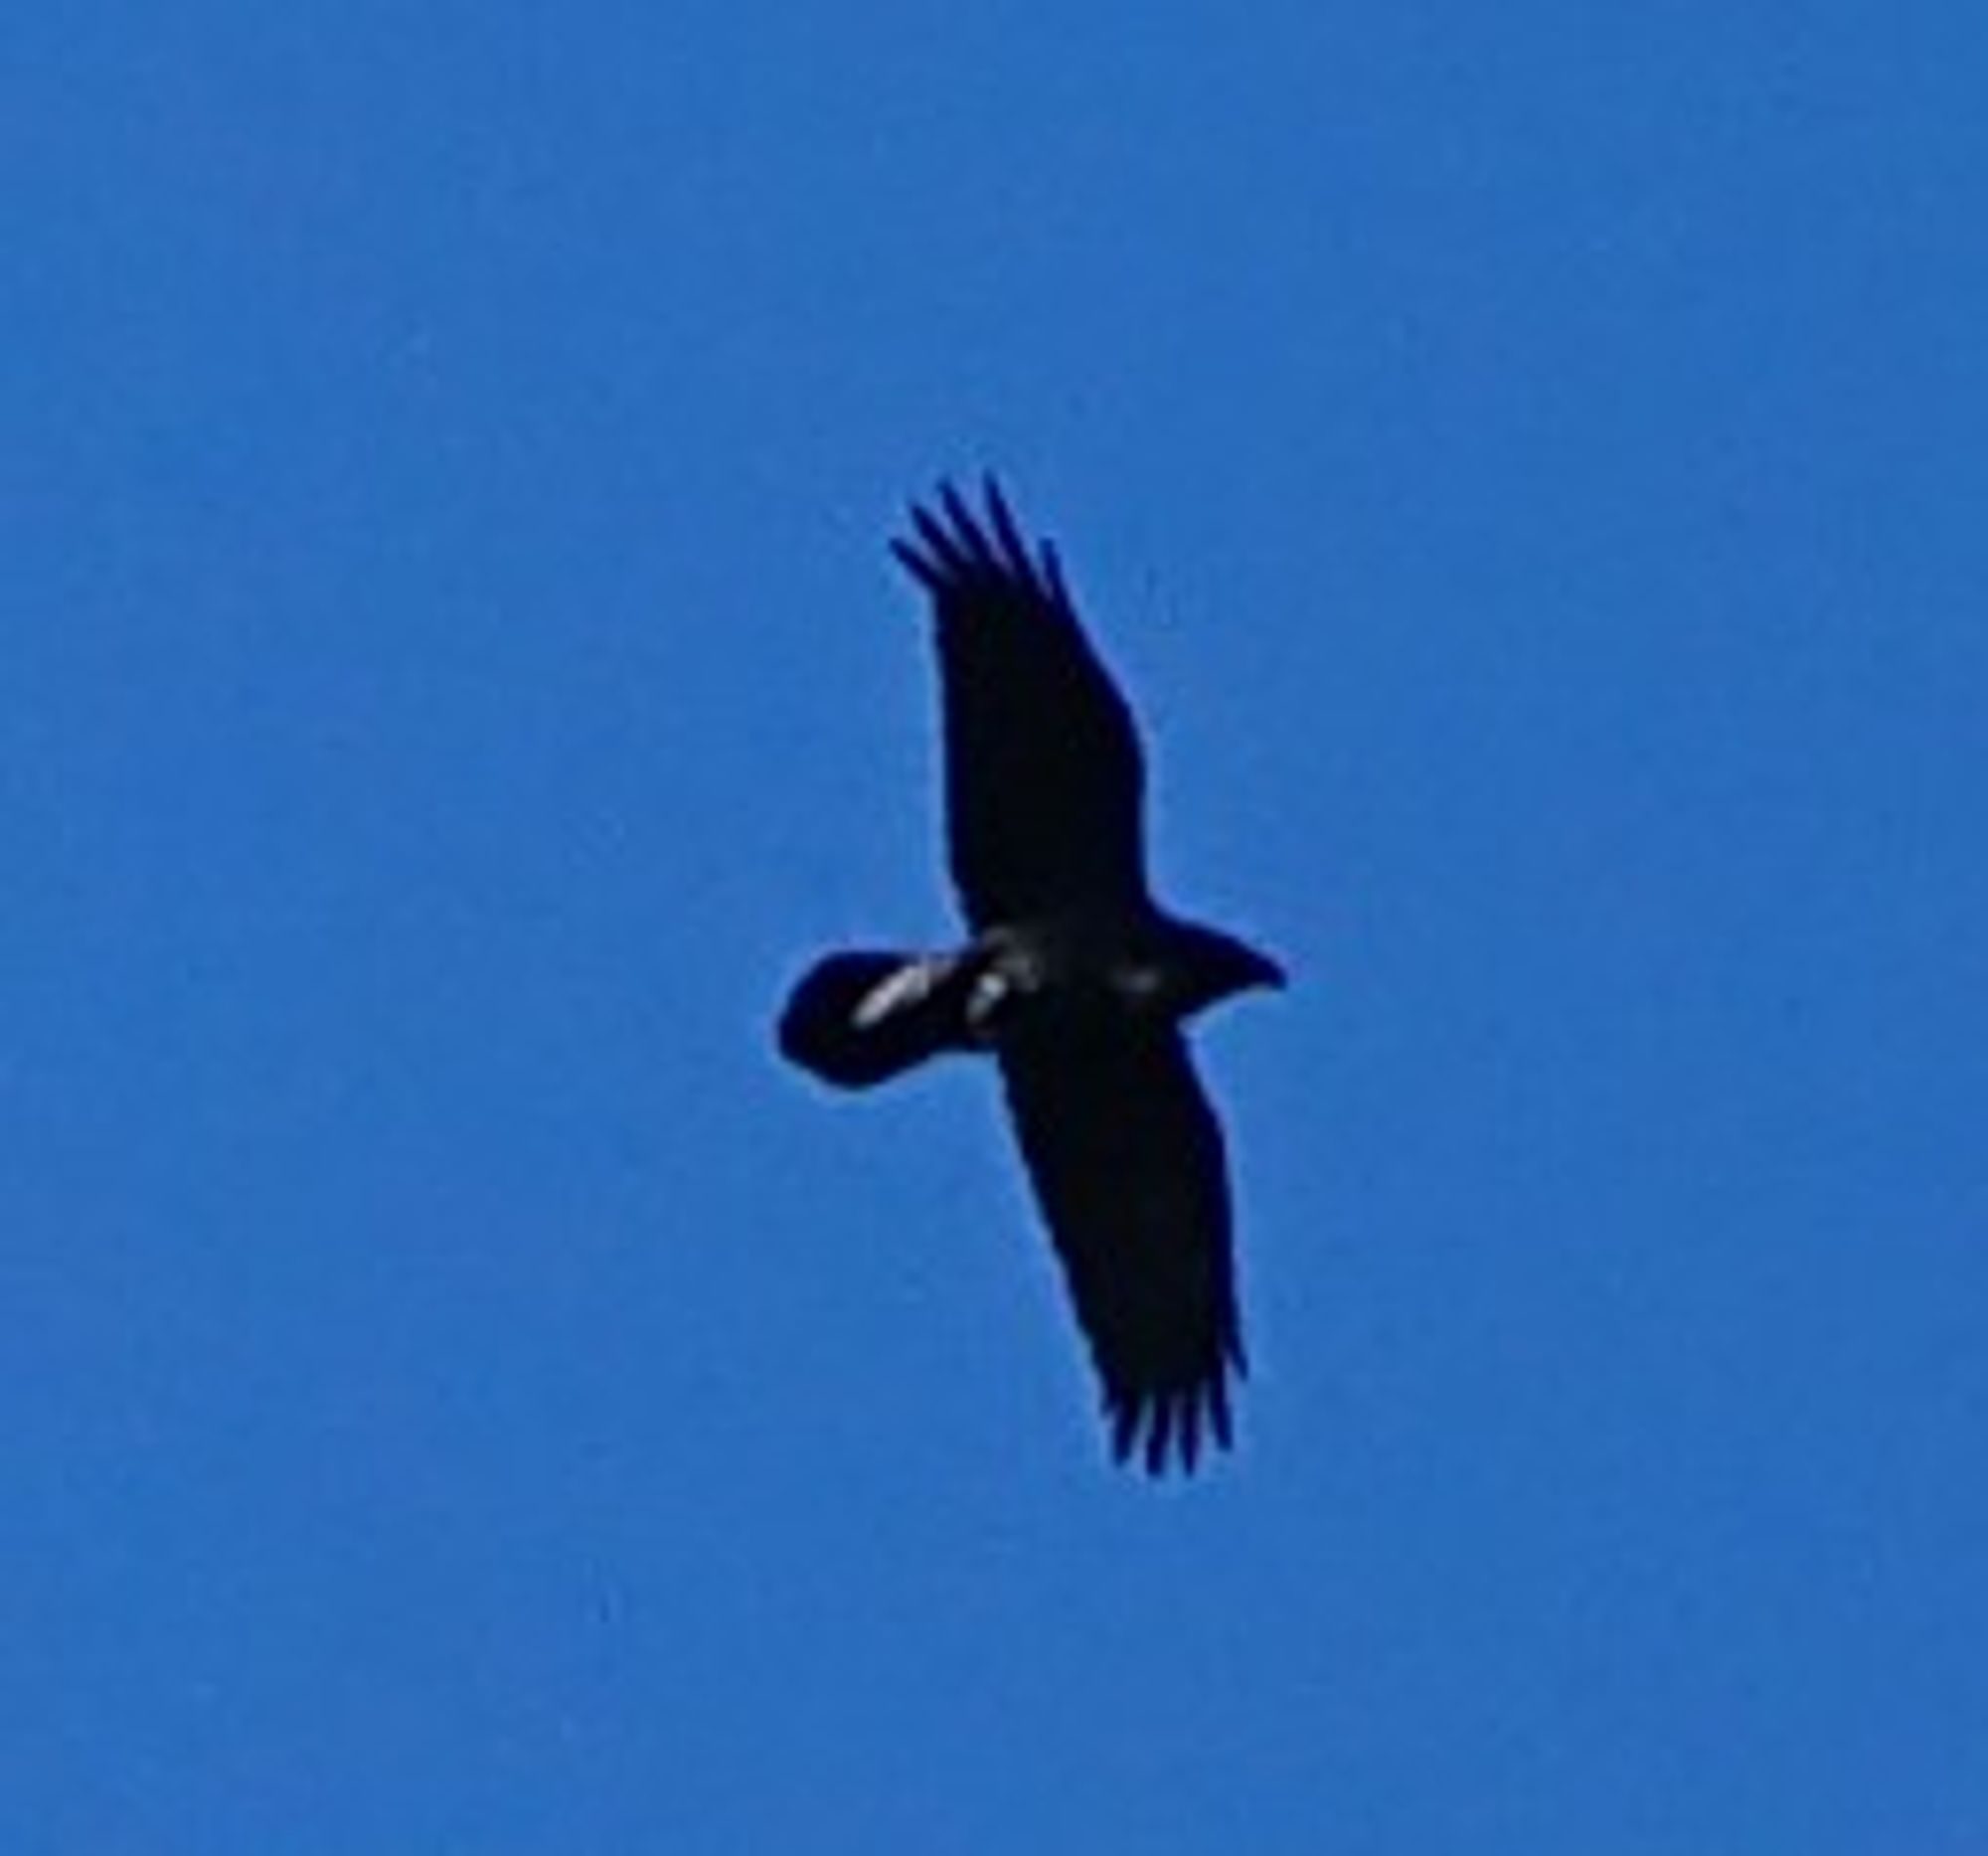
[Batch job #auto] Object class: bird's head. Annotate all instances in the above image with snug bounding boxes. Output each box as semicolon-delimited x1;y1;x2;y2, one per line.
1161;921;1287;1020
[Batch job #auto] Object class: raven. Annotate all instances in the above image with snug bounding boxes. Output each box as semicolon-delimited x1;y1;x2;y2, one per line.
777;480;1281;1474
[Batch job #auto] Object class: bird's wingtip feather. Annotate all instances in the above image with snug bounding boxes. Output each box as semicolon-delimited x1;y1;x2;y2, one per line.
894;474;1055;598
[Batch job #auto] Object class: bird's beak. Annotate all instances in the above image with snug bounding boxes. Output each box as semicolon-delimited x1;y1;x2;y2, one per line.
1245;948;1288;993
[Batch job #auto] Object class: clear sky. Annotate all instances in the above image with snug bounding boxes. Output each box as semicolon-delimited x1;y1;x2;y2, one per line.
6;4;1985;1851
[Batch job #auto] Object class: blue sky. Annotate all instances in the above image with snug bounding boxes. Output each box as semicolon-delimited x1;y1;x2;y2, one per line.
6;4;1985;1850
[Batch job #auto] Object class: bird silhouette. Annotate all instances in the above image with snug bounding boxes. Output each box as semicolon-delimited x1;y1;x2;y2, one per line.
778;479;1281;1473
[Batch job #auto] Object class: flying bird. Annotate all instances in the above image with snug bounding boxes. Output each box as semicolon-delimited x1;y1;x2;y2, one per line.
776;479;1282;1474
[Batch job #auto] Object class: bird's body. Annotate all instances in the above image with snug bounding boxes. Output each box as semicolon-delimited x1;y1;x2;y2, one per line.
776;480;1280;1474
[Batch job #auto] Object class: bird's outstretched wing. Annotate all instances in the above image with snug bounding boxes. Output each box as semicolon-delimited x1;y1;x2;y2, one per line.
892;479;1148;932
998;1024;1246;1473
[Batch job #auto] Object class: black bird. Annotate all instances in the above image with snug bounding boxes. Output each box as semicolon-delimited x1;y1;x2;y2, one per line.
777;479;1282;1474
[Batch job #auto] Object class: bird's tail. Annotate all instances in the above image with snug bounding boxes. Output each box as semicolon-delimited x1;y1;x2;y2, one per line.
776;948;983;1089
